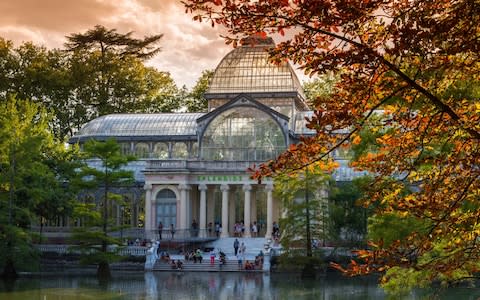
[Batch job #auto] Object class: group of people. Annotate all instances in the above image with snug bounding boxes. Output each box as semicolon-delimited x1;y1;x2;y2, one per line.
206;222;223;237
158;220;277;238
157;222;176;240
185;248;203;263
232;221;260;237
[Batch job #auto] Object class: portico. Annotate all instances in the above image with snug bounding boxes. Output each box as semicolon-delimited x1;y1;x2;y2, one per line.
144;171;276;240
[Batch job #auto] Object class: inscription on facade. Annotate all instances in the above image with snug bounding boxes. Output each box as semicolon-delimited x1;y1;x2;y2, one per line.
197;175;243;182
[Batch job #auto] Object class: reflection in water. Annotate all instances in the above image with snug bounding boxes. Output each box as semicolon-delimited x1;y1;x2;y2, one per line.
1;271;480;299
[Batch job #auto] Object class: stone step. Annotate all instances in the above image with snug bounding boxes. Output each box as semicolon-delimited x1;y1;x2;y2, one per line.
152;259;263;272
205;237;270;256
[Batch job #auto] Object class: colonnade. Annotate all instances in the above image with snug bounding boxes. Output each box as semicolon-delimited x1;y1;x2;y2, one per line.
144;182;275;239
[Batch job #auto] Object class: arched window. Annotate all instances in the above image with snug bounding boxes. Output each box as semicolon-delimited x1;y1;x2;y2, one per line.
153;142;169;159
172;142;188;159
156;189;177;229
135;142;150;158
201;107;286;161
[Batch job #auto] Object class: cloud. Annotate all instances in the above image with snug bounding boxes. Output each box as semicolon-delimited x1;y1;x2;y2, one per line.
0;0;117;32
0;0;307;88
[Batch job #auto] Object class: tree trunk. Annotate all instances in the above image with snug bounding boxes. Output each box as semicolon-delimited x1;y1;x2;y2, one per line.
97;261;111;279
2;258;18;279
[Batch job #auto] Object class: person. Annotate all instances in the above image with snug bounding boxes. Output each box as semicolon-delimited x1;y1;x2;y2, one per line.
210;249;216;265
158;221;163;240
207;222;213;237
245;261;254;270
191;219;198;237
185;250;194;262
239;242;246;258
233;238;240;256
156;240;161;256
175;260;183;270
195;249;203;263
237;254;243;270
219;251;226;265
170;223;175;239
251;221;258;237
273;221;280;238
161;252;170;263
255;250;264;268
215;222;220;237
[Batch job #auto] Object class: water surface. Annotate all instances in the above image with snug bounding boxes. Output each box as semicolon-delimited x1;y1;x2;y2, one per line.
1;271;479;299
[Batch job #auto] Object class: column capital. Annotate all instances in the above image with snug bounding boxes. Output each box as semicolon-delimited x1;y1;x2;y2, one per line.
198;184;208;191
143;183;152;191
220;184;230;192
179;183;191;190
242;184;252;191
265;183;274;192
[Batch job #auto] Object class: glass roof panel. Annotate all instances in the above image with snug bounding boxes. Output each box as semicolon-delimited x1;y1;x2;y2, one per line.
75;113;204;137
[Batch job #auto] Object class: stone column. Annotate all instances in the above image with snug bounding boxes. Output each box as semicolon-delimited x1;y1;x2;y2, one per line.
207;190;214;226
198;184;208;238
243;184;252;238
220;184;229;238
144;184;153;234
179;184;190;235
265;183;273;239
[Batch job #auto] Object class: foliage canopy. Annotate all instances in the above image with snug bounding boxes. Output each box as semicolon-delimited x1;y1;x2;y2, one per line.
184;0;480;292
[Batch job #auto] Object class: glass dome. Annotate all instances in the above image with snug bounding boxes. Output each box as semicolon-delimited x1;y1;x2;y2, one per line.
74;113;204;138
208;36;305;95
201;107;286;161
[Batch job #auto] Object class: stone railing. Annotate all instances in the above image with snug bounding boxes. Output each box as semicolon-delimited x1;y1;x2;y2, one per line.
35;244;148;256
147;159;367;181
146;160;256;172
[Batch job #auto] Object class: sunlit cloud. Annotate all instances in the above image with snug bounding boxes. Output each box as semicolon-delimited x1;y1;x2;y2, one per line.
0;0;308;87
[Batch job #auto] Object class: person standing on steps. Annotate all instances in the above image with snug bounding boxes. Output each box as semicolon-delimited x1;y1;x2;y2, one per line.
233;238;240;256
210;249;216;265
158;221;163;240
170;223;175;239
239;241;246;262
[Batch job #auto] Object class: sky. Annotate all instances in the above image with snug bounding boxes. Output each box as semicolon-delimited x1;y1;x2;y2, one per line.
0;0;238;88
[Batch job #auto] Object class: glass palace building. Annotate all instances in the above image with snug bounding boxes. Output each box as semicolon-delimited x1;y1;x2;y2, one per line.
70;36;362;240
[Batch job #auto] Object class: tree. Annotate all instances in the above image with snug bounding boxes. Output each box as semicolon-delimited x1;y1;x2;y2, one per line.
0;96;75;278
184;69;214;112
302;73;337;106
273;164;331;257
64;25;163;115
329;177;371;247
184;0;480;293
0;32;179;140
71;138;136;279
65;25;177;125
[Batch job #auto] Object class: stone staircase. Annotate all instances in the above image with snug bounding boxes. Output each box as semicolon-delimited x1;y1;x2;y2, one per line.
152;257;261;272
151;237;271;272
205;237;270;259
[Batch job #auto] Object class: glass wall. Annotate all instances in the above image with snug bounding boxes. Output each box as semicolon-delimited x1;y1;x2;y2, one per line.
153;142;169;159
201;107;286;161
120;142;131;156
172;142;188;159
135;142;150;158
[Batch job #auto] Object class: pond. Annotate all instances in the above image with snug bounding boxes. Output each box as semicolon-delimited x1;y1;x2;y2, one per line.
1;271;480;300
